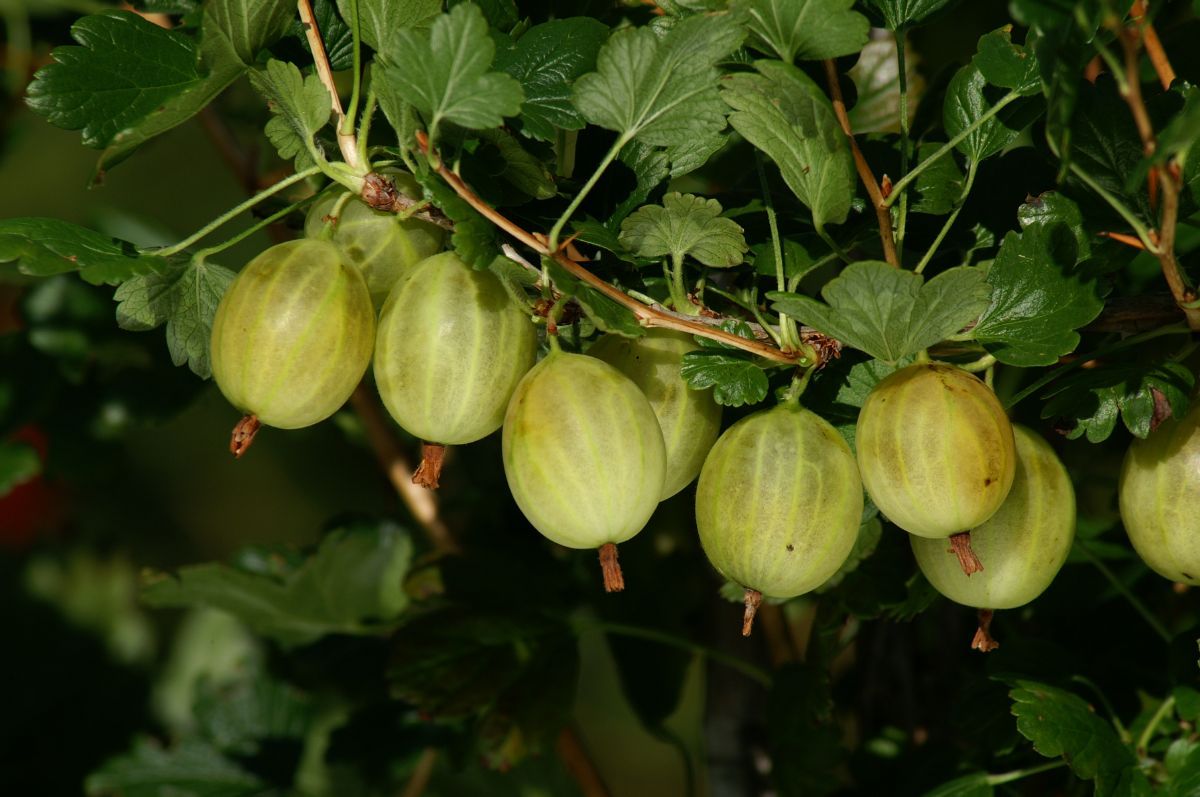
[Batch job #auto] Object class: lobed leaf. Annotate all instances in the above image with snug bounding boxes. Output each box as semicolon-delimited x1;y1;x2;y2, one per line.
1007;680;1134;782
680;350;770;407
619;193;748;268
0;217;167;286
738;0;870;63
249;59;332;171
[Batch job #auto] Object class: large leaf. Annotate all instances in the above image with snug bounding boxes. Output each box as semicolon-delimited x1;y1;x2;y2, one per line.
973;25;1040;96
972;193;1103;366
248;60;332;171
769;261;990;363
860;0;960;29
375;3;524;141
84;737;264;797
738;0;870;63
722;60;855;231
0;443;41;499
493;17;609;141
114;256;236;379
0;217;167;286
1007;680;1135;782
573;11;744;149
336;0;441;56
25;11;243;180
619;193;748;268
943;63;1037;161
202;0;293;66
141;522;414;647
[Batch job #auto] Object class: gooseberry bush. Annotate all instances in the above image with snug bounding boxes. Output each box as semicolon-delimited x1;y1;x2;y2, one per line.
5;0;1200;794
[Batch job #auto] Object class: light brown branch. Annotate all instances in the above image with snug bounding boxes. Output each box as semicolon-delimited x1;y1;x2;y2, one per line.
1098;230;1147;250
555;728;612;797
399;748;438;797
1130;0;1176;90
349;386;460;554
822;59;900;268
414;133;803;364
297;0;362;172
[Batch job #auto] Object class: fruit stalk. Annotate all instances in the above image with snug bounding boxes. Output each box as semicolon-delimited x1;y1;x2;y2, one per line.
949;532;984;576
599;543;625;593
971;609;1000;653
412;443;446;489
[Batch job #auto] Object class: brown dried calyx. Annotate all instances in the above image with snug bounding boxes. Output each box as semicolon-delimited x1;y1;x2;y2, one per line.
599;543;625;593
742;589;763;637
949;532;984;576
971;609;1000;653
230;414;261;458
360;172;453;229
411;442;447;489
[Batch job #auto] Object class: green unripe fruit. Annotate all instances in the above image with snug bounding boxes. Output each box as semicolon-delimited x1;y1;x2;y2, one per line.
1119;404;1200;585
304;172;444;308
856;363;1016;539
502;350;667;590
374;251;536;446
211;239;375;430
588;330;721;499
912;426;1075;609
695;403;863;634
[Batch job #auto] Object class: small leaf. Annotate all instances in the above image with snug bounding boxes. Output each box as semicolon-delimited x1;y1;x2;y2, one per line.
203;0;294;66
476;129;556;200
573;12;744;149
193;671;314;756
973;25;1040;96
680;351;770;407
972;193;1103;366
943;63;1038;161
619;193;748;268
0;218;167;286
738;0;870;63
544;260;644;337
249;60;331;171
1041;361;1193;443
860;0;960;30
1007;680;1135;781
113;256;236;379
141;521;414;647
376;4;524;140
753;238;818;280
769;261;990;363
84;737;264;797
493;17;609;141
910;141;965;215
847;35;925;135
0;443;41;498
722;60;856;231
416;172;499;269
337;0;441;56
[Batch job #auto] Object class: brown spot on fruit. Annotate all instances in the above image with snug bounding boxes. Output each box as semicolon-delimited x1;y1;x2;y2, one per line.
786;544;794;552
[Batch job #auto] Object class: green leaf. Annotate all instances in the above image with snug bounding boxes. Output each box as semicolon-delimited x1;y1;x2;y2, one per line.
0;442;41;498
723;61;855;231
1007;680;1135;781
573;12;745;149
680;351;770;407
619;193;748;268
141;521;414;647
847;35;925;135
943;64;1036;161
1040;361;1193;443
249;59;332;171
738;0;870;63
336;0;441;56
25;11;243;180
973;25;1040;96
769;261;990;363
972;194;1103;366
544;260;644;337
753;238;818;280
476;129;557;201
917;773;993;797
1065;79;1152;218
84;737;265;797
861;0;959;30
202;0;293;66
667;131;730;177
376;4;524;141
1174;686;1200;722
0;218;168;286
1172;745;1200;796
449;0;518;30
113;256;236;379
292;0;355;71
493;17;609;141
608;141;671;227
193;672;314;755
911;141;965;215
415;171;499;269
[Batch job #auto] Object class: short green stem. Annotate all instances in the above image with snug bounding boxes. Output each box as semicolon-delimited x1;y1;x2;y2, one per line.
986;759;1068;786
585;620;772;687
548;135;627;252
958;353;996;373
1136;695;1176;756
194;195;317;261
914;159;978;275
895;33;911;262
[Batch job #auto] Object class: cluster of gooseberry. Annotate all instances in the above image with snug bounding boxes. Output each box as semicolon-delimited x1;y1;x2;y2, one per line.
208;171;1195;650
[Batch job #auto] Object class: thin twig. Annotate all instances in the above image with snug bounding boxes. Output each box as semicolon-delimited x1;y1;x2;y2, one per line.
1099;230;1148;250
415;134;804;365
297;0;363;172
1130;0;1176;90
349;386;459;554
399;748;438;797
556;728;612;797
822;59;899;267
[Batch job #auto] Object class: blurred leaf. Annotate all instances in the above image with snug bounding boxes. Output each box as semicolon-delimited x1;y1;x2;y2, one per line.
1069;79;1154;220
544;260;644;337
911;141;965;215
416;172;500;269
476;129;556;200
249;59;332;171
918;773;993;797
449;0;518;29
722;60;855;231
943;64;1039;161
973;25;1040;96
114;256;235;379
574;12;744;149
25;11;243;180
738;0;870;63
142;522;414;647
848;35;925;135
680;350;770;407
973;193;1103;366
1174;686;1200;722
619;193;748;268
753;238;818;280
202;0;293;65
1007;680;1135;781
376;4;524;140
769;261;990;363
336;0;440;56
493;17;609;141
85;737;265;797
860;0;960;29
608;141;671;228
0;218;168;286
193;672;314;755
0;442;40;498
768;661;842;796
1041;361;1192;443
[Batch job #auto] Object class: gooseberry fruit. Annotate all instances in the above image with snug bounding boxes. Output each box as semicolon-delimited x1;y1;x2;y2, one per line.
502;349;667;591
695;402;863;635
304;172;444;308
210;239;375;439
911;425;1075;651
588;329;721;499
1119;403;1200;585
374;251;537;487
856;363;1016;569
